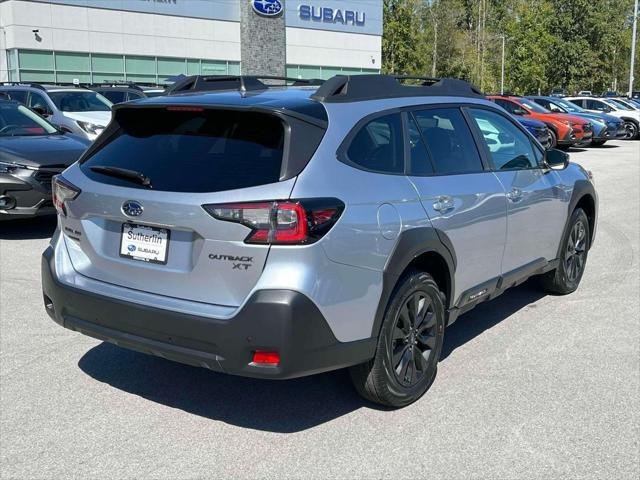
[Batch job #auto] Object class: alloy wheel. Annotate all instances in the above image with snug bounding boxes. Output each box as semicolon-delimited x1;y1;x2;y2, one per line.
391;291;438;387
623;122;637;139
565;220;587;282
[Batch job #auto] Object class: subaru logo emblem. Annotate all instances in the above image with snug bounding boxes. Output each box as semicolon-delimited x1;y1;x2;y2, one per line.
251;0;283;17
122;201;143;217
127;244;136;252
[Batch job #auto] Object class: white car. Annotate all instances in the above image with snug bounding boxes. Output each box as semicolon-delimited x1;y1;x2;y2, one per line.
566;96;640;139
0;84;112;141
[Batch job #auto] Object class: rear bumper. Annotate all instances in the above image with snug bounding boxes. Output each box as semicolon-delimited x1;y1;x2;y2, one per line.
41;246;376;379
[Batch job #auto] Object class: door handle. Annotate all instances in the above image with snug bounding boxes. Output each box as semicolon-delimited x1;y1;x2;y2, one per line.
433;195;455;213
506;188;524;202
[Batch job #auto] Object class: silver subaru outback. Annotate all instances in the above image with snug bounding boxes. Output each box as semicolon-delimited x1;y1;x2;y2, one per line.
42;75;597;407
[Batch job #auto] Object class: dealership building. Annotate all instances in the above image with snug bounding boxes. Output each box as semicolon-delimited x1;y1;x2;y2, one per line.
0;0;382;84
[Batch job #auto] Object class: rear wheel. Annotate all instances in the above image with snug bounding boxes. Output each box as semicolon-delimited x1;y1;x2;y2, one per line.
349;271;445;408
541;208;590;295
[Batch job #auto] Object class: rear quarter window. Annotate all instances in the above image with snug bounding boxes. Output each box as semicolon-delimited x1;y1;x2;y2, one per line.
344;113;404;174
81;109;285;193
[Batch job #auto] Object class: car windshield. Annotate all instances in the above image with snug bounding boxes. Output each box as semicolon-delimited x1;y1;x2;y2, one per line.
518;98;550;113
604;99;632;111
552;98;583;113
48;91;112;112
0;102;58;136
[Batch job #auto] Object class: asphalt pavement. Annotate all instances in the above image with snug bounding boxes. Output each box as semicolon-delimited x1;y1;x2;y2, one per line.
1;140;638;479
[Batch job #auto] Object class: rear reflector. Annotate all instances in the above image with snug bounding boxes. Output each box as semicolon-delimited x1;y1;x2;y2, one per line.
202;198;344;245
252;351;280;365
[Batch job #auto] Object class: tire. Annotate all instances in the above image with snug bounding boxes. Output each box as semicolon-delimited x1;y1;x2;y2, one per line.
622;121;638;140
541;208;590;295
349;270;445;408
548;128;558;148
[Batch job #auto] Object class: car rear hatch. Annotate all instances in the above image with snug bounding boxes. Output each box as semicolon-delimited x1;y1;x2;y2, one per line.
58;102;326;307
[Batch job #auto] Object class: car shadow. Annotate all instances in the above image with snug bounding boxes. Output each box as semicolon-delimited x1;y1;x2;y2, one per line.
78;343;380;433
0;215;57;240
78;279;546;432
441;279;546;360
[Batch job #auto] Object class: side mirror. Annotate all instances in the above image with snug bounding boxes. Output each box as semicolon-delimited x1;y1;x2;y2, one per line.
545;148;569;170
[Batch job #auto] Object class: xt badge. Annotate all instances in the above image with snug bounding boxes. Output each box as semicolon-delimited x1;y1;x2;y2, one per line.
209;254;253;271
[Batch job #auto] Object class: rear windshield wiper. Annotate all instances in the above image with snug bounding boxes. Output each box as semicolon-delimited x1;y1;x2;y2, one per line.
90;166;152;188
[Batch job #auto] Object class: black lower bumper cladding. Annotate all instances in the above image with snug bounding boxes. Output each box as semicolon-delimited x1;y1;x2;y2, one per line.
41;247;376;379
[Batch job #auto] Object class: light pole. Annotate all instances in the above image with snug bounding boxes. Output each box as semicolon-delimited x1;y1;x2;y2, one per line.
500;35;505;94
629;0;639;97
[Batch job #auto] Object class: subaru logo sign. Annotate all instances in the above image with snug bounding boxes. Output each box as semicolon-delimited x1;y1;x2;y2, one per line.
252;0;283;17
122;201;143;217
127;244;137;252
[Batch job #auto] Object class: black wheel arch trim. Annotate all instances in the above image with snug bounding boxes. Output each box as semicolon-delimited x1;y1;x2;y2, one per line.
557;179;597;259
370;227;456;338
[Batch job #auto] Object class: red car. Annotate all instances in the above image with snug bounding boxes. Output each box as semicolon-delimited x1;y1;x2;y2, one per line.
488;95;593;149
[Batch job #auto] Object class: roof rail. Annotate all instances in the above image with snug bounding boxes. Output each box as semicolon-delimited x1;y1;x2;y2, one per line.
0;82;46;91
88;82;144;91
310;74;484;103
165;75;323;95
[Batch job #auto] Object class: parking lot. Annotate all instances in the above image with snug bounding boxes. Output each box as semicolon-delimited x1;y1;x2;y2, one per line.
0;140;638;479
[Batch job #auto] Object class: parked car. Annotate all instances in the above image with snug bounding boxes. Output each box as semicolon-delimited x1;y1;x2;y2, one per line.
516;117;553;148
527;95;625;146
488;95;593;149
0;83;112;141
577;91;593;96
566;96;640;139
0;100;90;219
625;97;640;108
550;87;567;97
89;83;166;104
601;91;619;97
42;74;597;407
608;97;640;111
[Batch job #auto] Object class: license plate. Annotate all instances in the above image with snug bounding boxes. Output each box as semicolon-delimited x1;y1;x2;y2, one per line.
120;223;170;265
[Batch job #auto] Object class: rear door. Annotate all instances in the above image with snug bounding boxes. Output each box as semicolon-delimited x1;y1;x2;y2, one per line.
466;107;567;272
60;106;308;307
406;106;507;303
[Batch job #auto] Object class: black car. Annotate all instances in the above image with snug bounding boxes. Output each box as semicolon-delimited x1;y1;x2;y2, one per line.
0;100;90;219
89;83;165;104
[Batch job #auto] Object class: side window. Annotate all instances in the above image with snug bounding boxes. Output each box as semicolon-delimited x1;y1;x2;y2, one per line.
406;114;433;175
494;98;519;114
413;108;483;175
127;92;145;101
100;90;127;104
6;90;27;104
545;101;564;113
27;92;52;115
586;99;606;111
468;108;540;170
346;113;404;174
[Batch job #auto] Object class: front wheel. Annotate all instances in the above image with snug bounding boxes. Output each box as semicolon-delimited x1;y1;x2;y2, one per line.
548;128;558;148
541;208;590;295
623;121;638;140
349;271;445;408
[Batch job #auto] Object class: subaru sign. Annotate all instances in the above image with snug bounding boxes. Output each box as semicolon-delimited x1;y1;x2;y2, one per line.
252;0;283;17
299;5;365;27
286;1;382;35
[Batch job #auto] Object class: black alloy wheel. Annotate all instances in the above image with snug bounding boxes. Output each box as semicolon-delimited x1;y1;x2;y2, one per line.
565;219;588;283
391;291;438;387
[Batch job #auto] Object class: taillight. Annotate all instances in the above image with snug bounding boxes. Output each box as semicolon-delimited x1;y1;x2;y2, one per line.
52;176;80;216
202;198;344;245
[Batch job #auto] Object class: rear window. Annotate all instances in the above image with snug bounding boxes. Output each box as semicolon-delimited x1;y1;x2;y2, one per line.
81;109;285;193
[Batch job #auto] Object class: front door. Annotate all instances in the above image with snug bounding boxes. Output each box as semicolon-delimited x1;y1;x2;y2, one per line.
466;107;568;274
